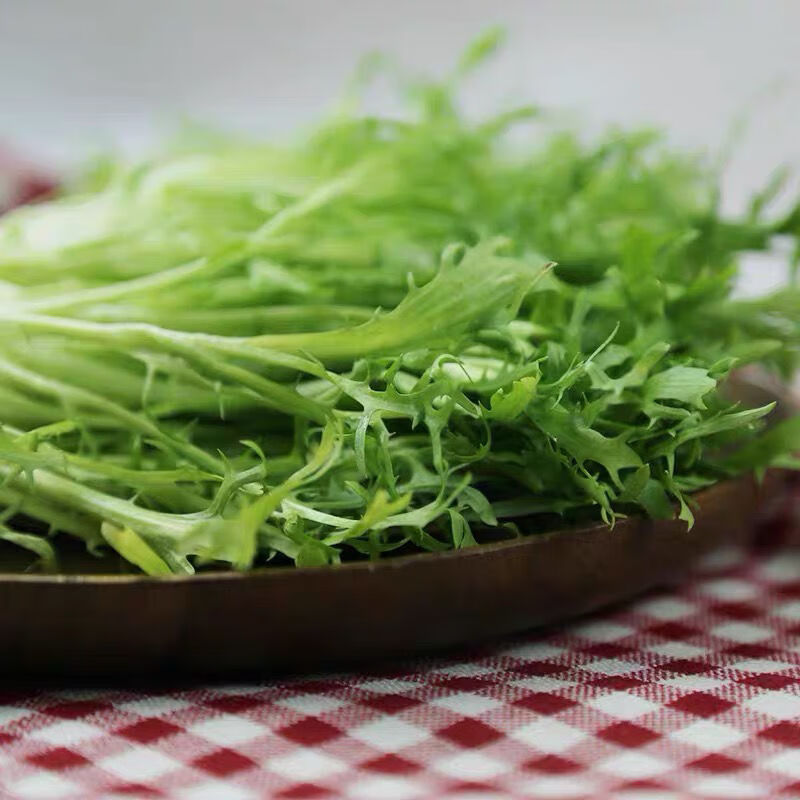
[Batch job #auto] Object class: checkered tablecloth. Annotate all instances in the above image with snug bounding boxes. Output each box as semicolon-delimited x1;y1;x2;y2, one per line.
0;483;798;800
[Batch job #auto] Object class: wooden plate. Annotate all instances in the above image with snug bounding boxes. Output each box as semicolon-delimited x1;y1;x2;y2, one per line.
0;474;787;679
0;376;793;678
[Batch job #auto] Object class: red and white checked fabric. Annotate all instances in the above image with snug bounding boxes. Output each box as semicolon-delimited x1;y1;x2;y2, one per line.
0;483;799;800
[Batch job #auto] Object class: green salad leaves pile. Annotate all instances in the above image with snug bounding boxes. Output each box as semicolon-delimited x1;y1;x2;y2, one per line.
0;31;798;574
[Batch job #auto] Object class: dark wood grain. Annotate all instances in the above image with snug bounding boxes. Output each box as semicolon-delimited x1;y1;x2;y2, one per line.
0;472;784;678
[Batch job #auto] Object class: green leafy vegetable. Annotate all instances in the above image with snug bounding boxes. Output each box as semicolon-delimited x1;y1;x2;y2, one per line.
0;33;797;574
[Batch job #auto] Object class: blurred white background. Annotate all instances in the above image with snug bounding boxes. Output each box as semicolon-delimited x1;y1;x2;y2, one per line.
1;0;798;291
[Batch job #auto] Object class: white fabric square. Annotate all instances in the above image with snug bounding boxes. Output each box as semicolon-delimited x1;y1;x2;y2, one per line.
275;694;347;714
570;621;634;642
515;776;593;798
501;642;566;660
433;751;506;780
581;659;645;675
429;693;503;716
356;679;421;695
599;751;669;779
669;720;747;750
646;642;708;659
29;720;102;746
613;792;682;800
100;746;181;781
757;553;800;583
188;714;266;747
774;600;800;621
350;716;429;750
689;777;762;798
698;578;757;601
346;776;425;800
696;547;745;571
177;782;257;800
734;658;794;673
428;662;497;678
511;677;576;692
117;696;193;716
7;773;78;800
635;597;695;620
712;622;773;643
745;691;800;720
764;748;800;779
0;706;32;725
588;692;659;719
511;718;585;752
267;749;346;780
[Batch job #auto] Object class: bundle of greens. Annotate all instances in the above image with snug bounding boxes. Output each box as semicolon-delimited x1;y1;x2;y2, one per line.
0;31;798;575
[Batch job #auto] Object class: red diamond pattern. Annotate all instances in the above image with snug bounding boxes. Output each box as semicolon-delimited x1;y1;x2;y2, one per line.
278;718;343;746
107;784;161;797
660;659;711;675
42;700;111;719
760;722;800;747
621;779;668;791
361;754;420;774
437;719;503;748
580;643;632;659
26;748;90;770
668;692;736;717
648;621;700;640
449;780;496;794
597;722;661;748
276;784;330;798
712;602;760;620
116;718;183;744
739;674;797;690
775;581;800;599
669;692;736;717
360;694;421;714
513;660;565;677
513;692;577;715
524;755;581;773
689;754;748;772
204;694;264;714
193;748;257;777
726;643;777;658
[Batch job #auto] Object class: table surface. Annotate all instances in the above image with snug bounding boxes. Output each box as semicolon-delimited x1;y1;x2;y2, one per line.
0;483;797;800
